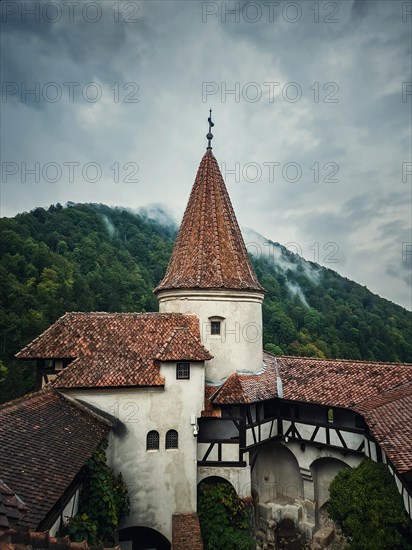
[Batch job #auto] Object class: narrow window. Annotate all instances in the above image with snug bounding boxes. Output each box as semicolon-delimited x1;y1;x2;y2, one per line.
211;321;221;335
176;362;190;380
327;408;334;424
165;429;178;450
146;430;160;451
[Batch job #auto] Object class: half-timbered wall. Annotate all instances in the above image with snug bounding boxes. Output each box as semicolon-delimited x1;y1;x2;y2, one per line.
197;398;412;521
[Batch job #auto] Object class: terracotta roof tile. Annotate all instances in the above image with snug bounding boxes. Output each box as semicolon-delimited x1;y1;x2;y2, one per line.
201;386;221;418
155;150;264;294
16;313;211;389
212;352;412;472
0;390;110;529
213;353;412;408
0;480;28;536
2;529;121;550
358;384;412;472
155;327;212;362
172;513;203;549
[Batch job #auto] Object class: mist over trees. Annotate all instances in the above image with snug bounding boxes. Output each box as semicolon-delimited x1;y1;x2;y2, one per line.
0;203;411;403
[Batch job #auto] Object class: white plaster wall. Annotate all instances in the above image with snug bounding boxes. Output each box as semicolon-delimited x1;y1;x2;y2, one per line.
157;289;264;382
310;457;350;511
65;361;205;544
197;466;252;498
284;440;362;474
251;441;304;503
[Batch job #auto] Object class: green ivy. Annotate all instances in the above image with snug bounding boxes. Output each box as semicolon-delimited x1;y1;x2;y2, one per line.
60;513;99;546
328;459;412;550
59;440;130;545
197;482;255;550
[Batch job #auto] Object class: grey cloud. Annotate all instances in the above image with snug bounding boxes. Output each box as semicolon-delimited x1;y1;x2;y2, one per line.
1;0;410;309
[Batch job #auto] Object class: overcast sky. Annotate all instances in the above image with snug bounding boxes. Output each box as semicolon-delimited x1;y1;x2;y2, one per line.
1;0;411;309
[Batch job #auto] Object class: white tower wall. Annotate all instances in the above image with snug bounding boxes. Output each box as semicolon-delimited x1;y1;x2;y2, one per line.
158;289;264;383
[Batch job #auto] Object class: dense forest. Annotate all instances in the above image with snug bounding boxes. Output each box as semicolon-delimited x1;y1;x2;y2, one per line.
0;203;411;404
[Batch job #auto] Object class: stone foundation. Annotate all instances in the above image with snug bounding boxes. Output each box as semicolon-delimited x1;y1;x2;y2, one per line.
254;501;348;550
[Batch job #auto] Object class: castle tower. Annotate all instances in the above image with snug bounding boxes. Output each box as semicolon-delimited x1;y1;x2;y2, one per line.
155;113;265;383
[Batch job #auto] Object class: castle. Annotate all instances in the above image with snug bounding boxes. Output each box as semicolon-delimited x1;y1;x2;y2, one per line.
2;117;412;549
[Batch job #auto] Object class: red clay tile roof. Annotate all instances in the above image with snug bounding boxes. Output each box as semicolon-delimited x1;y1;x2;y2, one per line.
172;513;203;550
212;352;412;472
201;385;221;418
155;327;212;362
155;149;265;294
0;389;110;529
357;384;412;473
2;529;121;550
16;312;211;389
0;480;28;536
213;353;412;408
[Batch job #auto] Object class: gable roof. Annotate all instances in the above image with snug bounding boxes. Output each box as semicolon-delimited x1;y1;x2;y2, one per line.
212;352;412;473
155;327;212;362
155;149;265;294
0;389;110;529
16;312;212;389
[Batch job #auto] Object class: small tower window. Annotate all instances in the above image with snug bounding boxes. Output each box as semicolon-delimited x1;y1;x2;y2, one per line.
146;430;160;451
176;362;190;380
165;429;178;450
208;316;224;337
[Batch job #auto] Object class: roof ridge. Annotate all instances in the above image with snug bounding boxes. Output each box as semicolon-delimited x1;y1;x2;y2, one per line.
57;390;113;427
211;372;246;404
155;326;183;358
16;313;70;358
264;351;412;368
0;387;52;412
57;311;189;316
356;381;412;411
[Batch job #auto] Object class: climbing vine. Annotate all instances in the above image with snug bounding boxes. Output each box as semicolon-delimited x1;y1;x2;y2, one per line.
59;440;130;545
197;481;255;550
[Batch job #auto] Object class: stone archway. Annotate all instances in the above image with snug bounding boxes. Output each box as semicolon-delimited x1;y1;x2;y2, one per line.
119;526;171;550
197;475;237;491
310;457;350;527
252;440;304;504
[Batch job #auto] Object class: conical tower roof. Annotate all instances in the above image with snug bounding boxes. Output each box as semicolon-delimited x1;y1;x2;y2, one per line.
155;148;265;294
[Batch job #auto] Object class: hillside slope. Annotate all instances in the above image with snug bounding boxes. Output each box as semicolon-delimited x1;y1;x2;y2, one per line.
0;203;411;403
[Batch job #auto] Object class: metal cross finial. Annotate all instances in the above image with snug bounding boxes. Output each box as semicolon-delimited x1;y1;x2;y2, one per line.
206;109;214;148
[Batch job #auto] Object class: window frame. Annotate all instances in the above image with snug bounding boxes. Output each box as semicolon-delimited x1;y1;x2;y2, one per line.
165;429;179;450
208;316;225;337
146;430;160;451
327;408;334;424
176;361;190;380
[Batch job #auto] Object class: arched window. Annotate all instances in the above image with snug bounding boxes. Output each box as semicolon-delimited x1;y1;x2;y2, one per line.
146;430;160;451
165;429;178;450
327;408;334;423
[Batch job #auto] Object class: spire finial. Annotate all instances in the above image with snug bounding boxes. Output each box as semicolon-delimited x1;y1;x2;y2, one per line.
206;109;214;149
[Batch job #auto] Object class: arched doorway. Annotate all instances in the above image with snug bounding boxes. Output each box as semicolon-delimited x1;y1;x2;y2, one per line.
119;526;171;550
310;457;350;527
198;475;236;490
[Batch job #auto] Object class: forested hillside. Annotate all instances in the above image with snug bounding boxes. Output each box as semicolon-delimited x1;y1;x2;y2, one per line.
1;203;411;404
